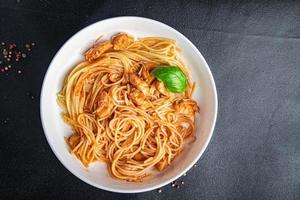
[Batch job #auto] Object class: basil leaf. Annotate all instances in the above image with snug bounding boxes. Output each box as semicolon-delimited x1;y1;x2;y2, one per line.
151;66;188;93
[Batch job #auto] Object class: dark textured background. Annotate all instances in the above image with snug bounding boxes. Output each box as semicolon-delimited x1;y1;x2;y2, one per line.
0;0;299;199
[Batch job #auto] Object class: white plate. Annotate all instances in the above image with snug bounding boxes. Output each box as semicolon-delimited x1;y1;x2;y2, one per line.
40;16;218;193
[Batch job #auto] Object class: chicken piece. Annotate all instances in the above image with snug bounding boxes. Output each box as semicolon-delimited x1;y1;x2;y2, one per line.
134;61;157;77
85;41;113;62
83;76;96;92
149;84;160;98
95;91;114;118
173;100;200;115
154;80;169;96
68;134;80;149
109;72;122;82
133;153;146;161
137;60;157;70
129;73;149;96
128;89;152;109
141;66;155;84
112;33;134;50
139;101;151;110
141;68;153;84
129;89;146;106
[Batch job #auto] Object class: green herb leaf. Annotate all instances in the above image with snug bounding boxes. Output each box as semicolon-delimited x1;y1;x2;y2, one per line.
151;66;188;93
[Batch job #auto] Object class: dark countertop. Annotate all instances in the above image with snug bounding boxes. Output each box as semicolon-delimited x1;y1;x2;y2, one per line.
0;1;299;199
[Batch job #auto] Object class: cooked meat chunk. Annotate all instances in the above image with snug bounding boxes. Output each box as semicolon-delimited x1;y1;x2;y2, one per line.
112;33;134;50
129;73;149;96
95;91;114;118
173;100;200;115
154;80;169;96
85;41;113;62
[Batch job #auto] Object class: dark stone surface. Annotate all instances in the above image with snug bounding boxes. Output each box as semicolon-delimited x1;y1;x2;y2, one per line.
0;1;299;199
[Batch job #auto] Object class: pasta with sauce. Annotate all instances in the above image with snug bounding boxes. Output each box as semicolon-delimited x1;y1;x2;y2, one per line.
57;33;200;181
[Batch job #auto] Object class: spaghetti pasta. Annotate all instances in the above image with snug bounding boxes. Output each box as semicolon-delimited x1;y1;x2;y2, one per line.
57;33;200;181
